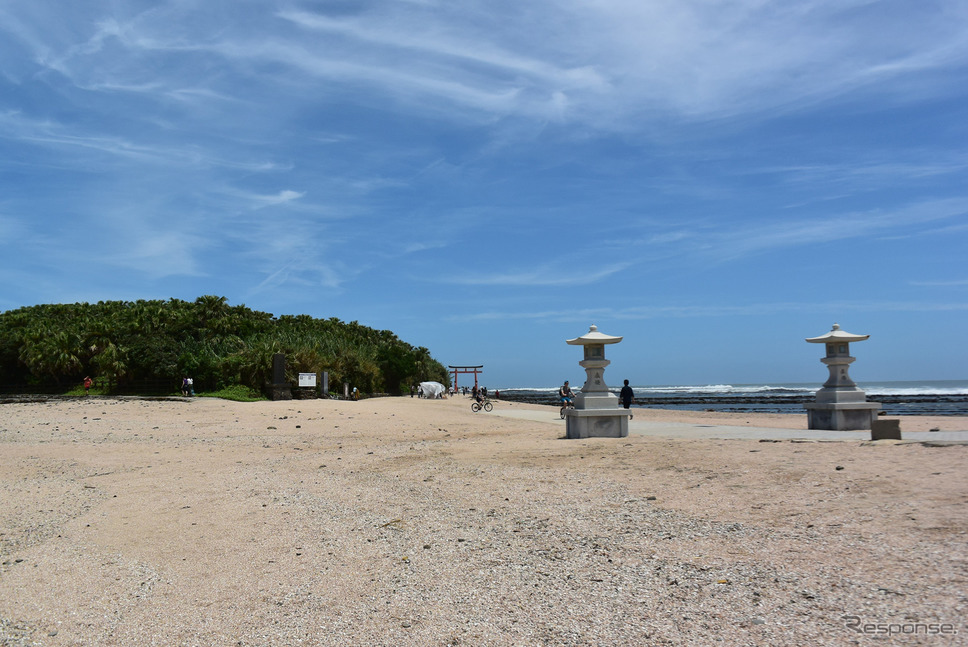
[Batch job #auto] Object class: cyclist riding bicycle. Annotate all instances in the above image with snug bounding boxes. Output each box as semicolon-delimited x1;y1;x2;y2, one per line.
559;380;574;406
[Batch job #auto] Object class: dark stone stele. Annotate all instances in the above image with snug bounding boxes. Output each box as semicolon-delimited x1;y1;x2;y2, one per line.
870;419;902;440
272;353;285;384
267;352;292;401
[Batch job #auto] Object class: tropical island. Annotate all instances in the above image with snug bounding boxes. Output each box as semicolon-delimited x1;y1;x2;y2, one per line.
0;296;450;398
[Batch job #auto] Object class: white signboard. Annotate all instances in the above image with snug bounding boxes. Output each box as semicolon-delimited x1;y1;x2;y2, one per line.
298;373;317;387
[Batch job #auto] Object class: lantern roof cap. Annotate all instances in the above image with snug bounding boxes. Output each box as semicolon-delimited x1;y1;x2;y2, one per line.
566;324;623;346
805;322;870;344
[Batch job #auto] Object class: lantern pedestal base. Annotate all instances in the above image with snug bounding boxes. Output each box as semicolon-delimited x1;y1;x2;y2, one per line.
565;408;631;439
805;402;880;430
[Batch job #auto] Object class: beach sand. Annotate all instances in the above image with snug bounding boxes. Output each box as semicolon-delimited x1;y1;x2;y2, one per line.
1;396;965;646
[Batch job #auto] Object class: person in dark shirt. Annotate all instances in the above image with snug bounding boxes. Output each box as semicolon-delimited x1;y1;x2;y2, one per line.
619;379;634;409
559;381;574;405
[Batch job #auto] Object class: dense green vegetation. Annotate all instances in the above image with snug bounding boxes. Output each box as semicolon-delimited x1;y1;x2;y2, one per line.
0;296;450;395
197;385;266;402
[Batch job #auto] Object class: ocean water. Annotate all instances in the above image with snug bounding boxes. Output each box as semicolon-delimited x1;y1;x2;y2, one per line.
497;380;968;416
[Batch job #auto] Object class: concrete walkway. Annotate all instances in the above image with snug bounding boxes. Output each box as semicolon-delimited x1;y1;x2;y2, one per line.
490;406;968;443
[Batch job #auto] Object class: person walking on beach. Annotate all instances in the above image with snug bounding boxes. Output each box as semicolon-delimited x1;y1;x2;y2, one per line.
619;379;634;409
83;376;93;395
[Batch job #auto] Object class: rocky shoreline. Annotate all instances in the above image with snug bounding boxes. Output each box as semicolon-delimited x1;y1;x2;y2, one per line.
496;391;968;416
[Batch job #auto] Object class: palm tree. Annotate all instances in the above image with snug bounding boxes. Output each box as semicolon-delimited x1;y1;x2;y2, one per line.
19;329;82;386
91;342;129;390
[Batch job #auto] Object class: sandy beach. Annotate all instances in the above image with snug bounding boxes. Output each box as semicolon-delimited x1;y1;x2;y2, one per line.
1;395;966;646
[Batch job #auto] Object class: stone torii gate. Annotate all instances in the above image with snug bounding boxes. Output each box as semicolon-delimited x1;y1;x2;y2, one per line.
448;365;483;391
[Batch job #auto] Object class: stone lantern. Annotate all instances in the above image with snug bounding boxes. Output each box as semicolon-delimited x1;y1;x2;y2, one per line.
803;323;880;430
563;324;631;438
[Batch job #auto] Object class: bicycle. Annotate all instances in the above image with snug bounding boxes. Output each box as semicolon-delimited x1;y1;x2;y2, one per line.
471;398;493;413
559;400;575;419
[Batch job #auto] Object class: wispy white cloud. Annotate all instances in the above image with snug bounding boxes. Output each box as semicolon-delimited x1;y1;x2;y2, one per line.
444;262;633;287
247;190;305;209
647;230;695;245
0;110;179;163
107;231;205;279
246;258;346;296
909;279;968;287
584;197;968;272
402;241;450;254
448;299;968;323
6;0;966;137
244;2;968;126
277;9;608;91
0;110;284;173
578;0;968;120
0;213;28;245
755;154;968;196
704;197;968;260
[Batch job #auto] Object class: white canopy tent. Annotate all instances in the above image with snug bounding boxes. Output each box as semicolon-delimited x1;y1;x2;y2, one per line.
418;381;447;398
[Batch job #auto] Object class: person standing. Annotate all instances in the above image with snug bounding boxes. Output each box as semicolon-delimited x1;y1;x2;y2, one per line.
83;376;93;395
619;379;634;409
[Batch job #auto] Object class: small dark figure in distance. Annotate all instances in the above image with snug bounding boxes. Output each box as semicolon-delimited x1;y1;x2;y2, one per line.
620;379;634;409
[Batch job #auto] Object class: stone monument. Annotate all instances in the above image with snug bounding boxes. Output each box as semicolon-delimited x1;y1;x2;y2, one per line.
564;324;631;439
267;353;292;401
804;323;880;430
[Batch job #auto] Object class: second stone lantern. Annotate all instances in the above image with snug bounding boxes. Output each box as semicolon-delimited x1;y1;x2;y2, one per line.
564;324;631;439
803;323;881;430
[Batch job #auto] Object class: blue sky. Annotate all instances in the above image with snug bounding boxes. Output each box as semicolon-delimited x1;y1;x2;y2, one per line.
2;0;967;388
